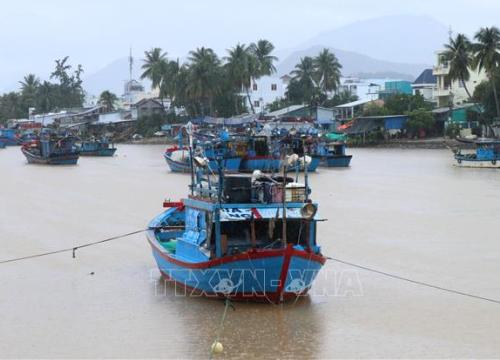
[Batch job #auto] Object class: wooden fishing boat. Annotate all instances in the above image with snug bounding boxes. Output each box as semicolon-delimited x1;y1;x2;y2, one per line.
454;138;500;168
320;142;352;167
164;145;191;173
148;141;326;303
78;139;117;156
0;140;6;149
21;134;80;165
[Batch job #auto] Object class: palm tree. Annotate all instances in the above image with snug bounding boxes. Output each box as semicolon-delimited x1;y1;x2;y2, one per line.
99;90;118;112
249;39;278;77
141;47;168;90
19;74;40;110
225;43;256;113
443;34;474;100
290;57;320;105
473;27;500;119
313;49;342;99
187;47;221;116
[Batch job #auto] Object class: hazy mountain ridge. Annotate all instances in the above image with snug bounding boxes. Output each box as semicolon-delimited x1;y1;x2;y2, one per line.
81;14;445;96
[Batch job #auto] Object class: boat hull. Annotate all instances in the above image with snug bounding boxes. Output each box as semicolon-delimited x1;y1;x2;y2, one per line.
240;157;282;172
147;230;325;303
207;157;242;172
79;148;117;157
323;155;352;167
164;153;191;173
454;157;500;168
0;141;5;149
22;147;79;165
0;138;19;146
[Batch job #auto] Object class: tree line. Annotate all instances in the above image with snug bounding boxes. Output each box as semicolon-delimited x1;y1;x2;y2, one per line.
442;26;500;124
0;57;85;124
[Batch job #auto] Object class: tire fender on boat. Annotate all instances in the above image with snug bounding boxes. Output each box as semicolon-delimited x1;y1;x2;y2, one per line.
492;160;497;165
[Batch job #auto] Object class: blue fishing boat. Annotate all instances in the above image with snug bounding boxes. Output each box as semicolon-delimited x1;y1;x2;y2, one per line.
0;128;20;146
21;132;80;165
454;138;500;168
280;133;321;172
238;136;282;172
0;140;6;149
78;138;117;156
147;147;326;303
319;142;352;167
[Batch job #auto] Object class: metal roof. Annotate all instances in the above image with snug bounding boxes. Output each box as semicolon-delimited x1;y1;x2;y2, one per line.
334;99;374;108
266;104;306;117
413;69;437;85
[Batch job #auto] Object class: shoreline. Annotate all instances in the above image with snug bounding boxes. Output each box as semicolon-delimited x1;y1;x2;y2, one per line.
118;137;466;150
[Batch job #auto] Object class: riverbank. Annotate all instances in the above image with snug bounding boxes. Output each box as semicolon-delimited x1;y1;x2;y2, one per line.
349;137;468;149
120;136;468;150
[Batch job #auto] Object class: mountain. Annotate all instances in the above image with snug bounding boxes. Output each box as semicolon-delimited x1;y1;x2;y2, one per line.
297;14;448;65
276;46;428;80
83;57;150;97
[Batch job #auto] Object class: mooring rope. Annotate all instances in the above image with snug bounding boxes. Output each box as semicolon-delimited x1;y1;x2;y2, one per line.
209;298;234;359
327;257;500;305
0;229;148;264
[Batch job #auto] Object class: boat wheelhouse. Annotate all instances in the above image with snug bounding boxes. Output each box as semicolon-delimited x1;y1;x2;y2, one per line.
147;152;326;303
78;138;117;156
320;142;352;167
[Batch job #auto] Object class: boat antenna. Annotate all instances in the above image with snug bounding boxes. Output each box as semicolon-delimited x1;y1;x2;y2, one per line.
303;136;309;201
186;122;195;195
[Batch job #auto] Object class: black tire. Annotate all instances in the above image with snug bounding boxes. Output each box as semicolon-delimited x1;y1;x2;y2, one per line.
458;159;462;164
492;160;497;165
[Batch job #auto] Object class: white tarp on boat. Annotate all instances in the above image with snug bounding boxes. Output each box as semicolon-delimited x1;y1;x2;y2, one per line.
220;207;318;221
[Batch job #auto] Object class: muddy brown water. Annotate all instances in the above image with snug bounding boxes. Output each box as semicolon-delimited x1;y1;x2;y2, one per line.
1;145;500;358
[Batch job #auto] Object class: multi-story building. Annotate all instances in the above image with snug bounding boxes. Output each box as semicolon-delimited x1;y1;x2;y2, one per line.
412;69;437;102
245;75;290;114
432;51;487;107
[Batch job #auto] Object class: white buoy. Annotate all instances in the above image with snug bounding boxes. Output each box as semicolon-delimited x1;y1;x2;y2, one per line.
211;341;224;354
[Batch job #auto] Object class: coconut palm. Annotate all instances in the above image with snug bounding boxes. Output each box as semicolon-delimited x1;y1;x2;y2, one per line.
291;57;316;86
473;26;500;118
98;90;118;112
19;74;40;94
442;34;477;100
249;39;278;77
225;43;256;113
187;47;221;115
141;47;168;90
313;49;342;98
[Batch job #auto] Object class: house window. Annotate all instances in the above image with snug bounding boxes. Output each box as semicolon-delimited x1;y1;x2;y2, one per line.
253;83;258;91
254;100;260;107
271;84;277;91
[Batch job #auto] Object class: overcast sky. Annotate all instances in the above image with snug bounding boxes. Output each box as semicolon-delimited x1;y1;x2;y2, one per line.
1;0;499;90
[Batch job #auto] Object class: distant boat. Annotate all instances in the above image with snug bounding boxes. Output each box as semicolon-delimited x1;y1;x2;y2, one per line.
454;138;500;168
21;134;80;165
164;146;191;172
320;142;352;167
0;140;6;149
78;139;117;156
0;128;20;146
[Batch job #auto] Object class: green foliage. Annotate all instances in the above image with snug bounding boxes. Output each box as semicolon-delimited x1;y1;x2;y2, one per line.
135;114;166;137
0;57;84;123
405;108;435;134
287;49;342;106
98;90;118;112
363;102;389;116
384;93;430;114
445;123;462;138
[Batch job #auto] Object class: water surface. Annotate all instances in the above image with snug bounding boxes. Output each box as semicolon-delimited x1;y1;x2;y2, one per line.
1;145;500;358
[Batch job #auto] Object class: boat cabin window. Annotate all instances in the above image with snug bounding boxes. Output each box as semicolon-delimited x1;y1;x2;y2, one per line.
212;219;312;256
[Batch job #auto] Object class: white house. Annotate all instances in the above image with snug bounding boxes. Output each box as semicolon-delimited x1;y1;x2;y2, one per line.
412;69;437;102
432;50;487;107
245;75;290;113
